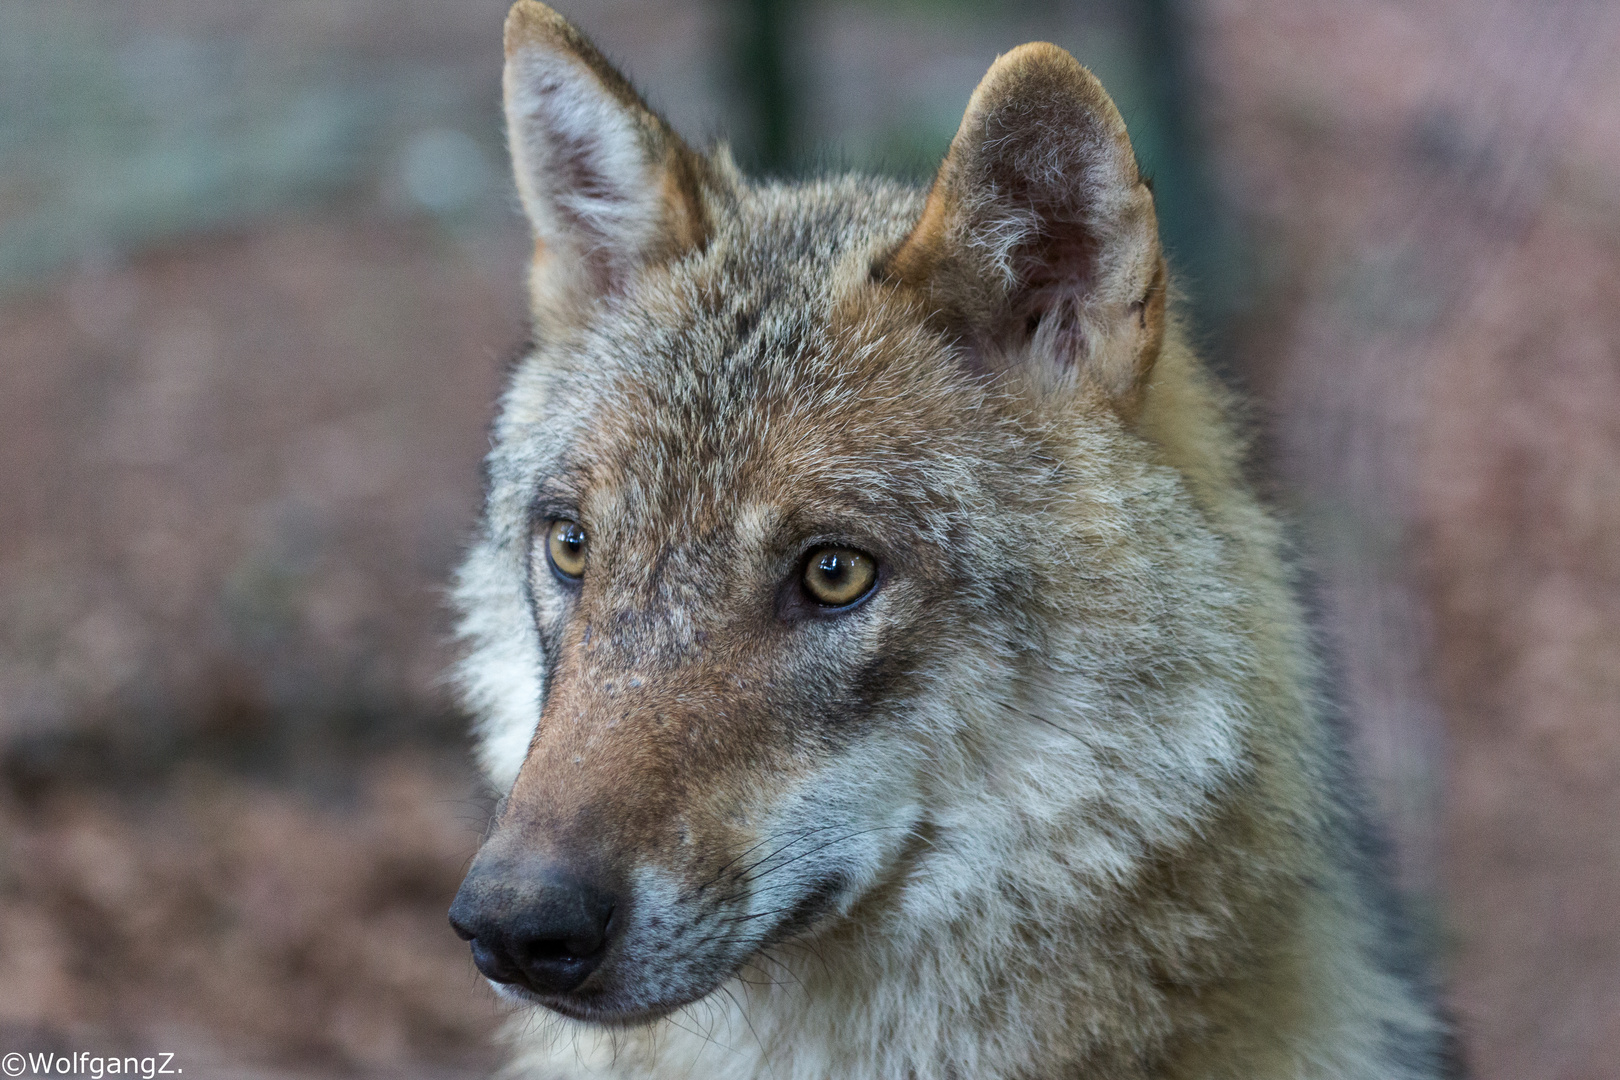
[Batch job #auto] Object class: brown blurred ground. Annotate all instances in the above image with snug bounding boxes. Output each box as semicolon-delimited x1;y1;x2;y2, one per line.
0;752;502;1079
0;218;525;1074
2;0;1618;1077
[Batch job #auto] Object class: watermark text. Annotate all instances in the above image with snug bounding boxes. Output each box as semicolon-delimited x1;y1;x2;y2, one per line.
2;1052;180;1078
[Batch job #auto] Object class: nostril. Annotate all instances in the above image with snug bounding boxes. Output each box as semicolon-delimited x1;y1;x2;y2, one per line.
448;912;476;942
566;932;603;959
560;904;613;960
513;910;612;967
518;937;582;965
468;937;523;985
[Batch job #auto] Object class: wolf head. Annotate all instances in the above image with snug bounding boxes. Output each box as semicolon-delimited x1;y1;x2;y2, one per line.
450;0;1255;1032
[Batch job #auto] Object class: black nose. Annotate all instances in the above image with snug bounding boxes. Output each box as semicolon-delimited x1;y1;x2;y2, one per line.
448;860;618;995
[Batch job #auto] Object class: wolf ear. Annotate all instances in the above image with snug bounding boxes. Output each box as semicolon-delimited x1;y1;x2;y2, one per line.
503;1;714;323
880;43;1166;414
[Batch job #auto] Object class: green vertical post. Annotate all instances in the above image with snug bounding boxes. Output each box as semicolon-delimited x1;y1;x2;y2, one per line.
731;0;796;174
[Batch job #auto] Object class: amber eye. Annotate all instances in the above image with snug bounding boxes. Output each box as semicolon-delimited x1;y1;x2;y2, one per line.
801;547;877;608
545;518;588;580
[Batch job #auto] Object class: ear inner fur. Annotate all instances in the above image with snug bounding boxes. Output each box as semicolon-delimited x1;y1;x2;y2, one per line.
503;0;714;322
881;42;1166;417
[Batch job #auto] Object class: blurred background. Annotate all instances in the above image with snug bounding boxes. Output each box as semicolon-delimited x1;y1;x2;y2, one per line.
1;0;1616;1076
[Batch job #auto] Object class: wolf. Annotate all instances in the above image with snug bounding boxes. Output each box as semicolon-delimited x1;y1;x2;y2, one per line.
447;3;1455;1077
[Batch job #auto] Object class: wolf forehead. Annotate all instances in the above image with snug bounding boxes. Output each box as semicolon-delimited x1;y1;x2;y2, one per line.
499;180;1056;540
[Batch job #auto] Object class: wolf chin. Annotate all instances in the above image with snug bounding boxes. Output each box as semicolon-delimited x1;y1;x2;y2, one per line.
447;4;1455;1077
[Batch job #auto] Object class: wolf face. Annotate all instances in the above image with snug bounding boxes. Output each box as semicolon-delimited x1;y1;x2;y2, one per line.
449;5;1447;1077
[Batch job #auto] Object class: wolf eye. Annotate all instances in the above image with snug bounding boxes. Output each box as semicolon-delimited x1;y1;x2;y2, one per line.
801;547;877;608
545;518;588;580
